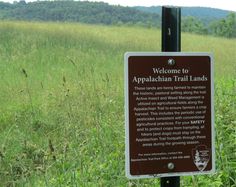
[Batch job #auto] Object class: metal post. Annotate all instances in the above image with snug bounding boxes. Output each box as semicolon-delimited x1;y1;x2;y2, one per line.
162;6;181;52
161;176;180;187
161;6;181;187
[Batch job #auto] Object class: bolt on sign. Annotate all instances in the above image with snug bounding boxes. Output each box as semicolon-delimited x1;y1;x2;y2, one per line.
124;52;215;179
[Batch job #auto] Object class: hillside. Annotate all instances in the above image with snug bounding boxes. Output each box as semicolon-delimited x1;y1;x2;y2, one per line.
0;1;235;38
0;1;232;24
0;1;160;26
135;6;233;23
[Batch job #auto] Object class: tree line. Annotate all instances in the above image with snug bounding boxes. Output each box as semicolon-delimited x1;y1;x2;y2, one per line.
0;1;160;27
182;13;236;38
0;1;235;38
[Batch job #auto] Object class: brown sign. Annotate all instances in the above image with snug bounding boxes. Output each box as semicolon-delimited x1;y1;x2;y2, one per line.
125;52;215;179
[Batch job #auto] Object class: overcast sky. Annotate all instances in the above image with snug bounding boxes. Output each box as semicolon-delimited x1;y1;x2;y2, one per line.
1;0;236;12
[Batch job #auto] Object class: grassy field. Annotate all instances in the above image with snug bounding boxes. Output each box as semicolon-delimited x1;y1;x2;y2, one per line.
0;21;235;186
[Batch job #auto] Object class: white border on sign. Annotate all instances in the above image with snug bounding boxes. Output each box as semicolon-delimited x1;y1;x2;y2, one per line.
124;52;215;179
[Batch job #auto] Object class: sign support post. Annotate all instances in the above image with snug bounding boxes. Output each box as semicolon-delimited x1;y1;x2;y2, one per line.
125;5;214;184
160;6;181;187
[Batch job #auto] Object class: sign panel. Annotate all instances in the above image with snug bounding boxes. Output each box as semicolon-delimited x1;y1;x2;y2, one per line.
125;52;215;179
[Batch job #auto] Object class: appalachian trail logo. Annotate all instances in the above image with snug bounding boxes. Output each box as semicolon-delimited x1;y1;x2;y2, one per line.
192;145;210;171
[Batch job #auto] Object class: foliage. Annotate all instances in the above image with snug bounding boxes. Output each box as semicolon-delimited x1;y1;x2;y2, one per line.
0;1;236;38
182;16;208;35
1;1;236;38
0;21;235;186
210;13;236;38
135;6;236;38
0;1;160;27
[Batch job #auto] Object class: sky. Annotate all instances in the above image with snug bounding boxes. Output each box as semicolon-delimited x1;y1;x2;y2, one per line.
1;0;236;12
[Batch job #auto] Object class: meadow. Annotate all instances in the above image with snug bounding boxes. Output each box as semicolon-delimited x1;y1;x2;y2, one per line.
0;21;235;186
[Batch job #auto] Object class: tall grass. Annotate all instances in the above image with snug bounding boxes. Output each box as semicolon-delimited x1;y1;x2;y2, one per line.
0;21;235;186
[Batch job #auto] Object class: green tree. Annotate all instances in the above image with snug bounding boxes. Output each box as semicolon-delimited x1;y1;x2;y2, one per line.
210;12;236;38
182;16;208;35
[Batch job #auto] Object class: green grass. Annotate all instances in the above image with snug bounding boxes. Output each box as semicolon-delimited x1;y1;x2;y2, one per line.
0;21;235;186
